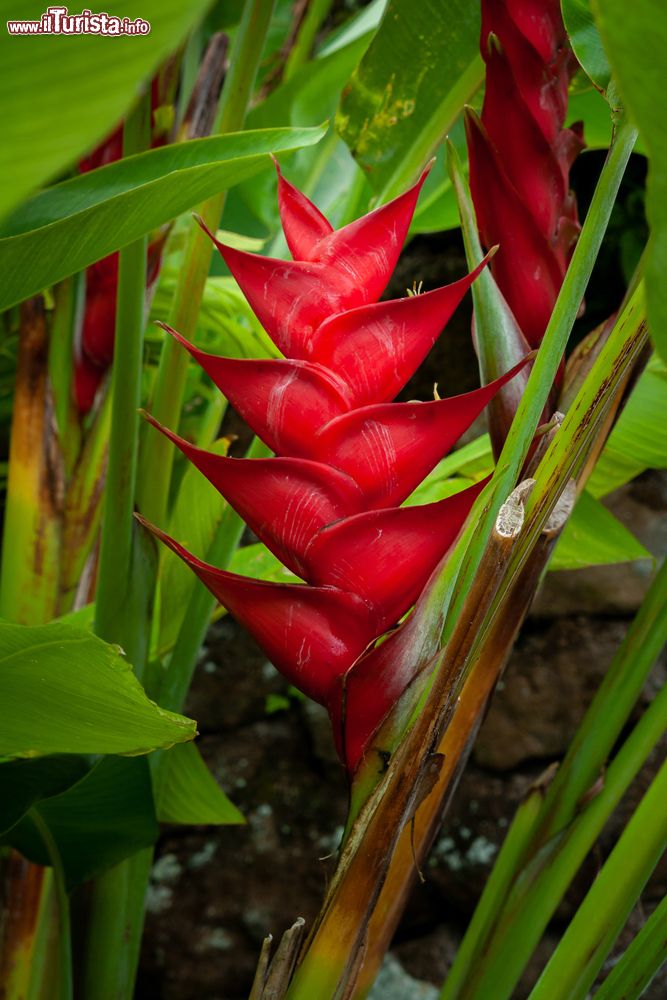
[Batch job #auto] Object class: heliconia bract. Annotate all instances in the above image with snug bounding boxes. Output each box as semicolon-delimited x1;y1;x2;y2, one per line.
466;0;584;351
140;161;531;772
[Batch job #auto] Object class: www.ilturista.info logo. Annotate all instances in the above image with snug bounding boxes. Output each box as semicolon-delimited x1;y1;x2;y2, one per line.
7;6;150;35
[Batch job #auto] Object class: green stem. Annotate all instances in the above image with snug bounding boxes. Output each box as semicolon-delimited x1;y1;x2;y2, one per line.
529;760;667;1000
439;779;546;1000
283;0;334;81
456;683;667;1000
48;274;84;477
444;116;638;639
535;556;667;844
82;95;150;1000
440;553;666;999
28;812;71;1000
136;0;276;528
79;849;153;1000
59;389;112;612
94;97;150;661
592;893;667;1000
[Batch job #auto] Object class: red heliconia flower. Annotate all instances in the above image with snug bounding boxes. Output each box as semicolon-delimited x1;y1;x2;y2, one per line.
466;0;584;350
141;162;531;772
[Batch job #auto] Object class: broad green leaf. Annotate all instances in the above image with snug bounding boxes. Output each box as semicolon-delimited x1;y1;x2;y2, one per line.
0;755;89;836
551;489;652;570
0;125;326;311
0;622;195;758
158;439;230;657
562;0;612;93
594;0;667;364
317;0;387;57
6;756;158;889
229;543;301;584
335;0;483;202
588;354;667;497
157;742;244;825
0;0;211;220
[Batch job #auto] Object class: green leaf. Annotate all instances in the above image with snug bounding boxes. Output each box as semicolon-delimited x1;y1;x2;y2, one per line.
562;0;612;94
0;621;196;758
149;272;278;360
0;125;327;311
0;0;212;220
0;755;89;836
229;542;302;584
593;0;667;364
6;756;158;889
156;742;244;825
588;354;667;497
335;0;483;202
550;489;652;571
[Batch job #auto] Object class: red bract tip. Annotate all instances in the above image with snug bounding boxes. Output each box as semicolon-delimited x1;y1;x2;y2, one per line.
307;253;494;406
274;158;334;260
136;515;375;706
197;164;432;357
305;480;486;630
142;412;364;578
310;355;532;508
162;324;352;454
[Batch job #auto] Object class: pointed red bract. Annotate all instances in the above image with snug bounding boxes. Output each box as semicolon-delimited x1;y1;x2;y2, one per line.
468;0;582;358
311;356;532;507
197;163;432;358
142;412;364;578
308;253;494;406
138;516;375;705
274;157;333;260
161;324;352;454
305;481;486;628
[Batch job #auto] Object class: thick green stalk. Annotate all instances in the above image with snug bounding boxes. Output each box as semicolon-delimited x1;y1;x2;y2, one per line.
136;0;276;528
593;893;667;1000
48;275;83;477
94;99;149;660
283;0;334;81
28;812;71;1000
443;116;638;638
79;849;153;1000
82;96;150;1000
529;760;667;1000
455;683;667;1000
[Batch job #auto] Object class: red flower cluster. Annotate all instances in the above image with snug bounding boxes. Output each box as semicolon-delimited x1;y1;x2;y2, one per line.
142;163;529;770
466;0;583;350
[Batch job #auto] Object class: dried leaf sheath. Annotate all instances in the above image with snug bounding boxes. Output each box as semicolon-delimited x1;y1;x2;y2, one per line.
141;164;530;769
